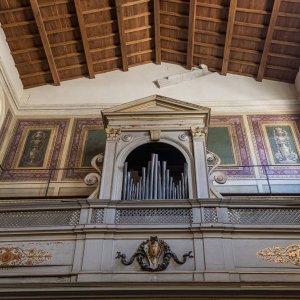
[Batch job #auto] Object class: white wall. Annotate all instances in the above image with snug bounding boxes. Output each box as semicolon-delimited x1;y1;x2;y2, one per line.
19;63;299;115
0;26;23;103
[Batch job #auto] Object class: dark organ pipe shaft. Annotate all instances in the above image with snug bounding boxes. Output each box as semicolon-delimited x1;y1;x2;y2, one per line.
121;153;189;200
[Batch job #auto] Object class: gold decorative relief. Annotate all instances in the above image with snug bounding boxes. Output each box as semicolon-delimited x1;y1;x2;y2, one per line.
105;128;121;141
190;126;207;139
0;247;52;267
257;244;300;266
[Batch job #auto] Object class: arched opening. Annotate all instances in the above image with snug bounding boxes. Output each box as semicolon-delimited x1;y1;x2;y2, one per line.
122;142;188;200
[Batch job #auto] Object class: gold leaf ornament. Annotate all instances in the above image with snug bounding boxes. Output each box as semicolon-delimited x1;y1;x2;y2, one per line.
0;247;52;267
257;244;300;266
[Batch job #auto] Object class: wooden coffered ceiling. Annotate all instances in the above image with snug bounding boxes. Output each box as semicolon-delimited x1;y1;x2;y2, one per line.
0;0;299;89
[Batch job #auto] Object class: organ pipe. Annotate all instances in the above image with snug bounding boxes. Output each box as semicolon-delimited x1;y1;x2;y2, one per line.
121;153;189;200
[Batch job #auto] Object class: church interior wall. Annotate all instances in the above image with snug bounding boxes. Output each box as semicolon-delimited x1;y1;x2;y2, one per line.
0;108;299;198
1;11;300;299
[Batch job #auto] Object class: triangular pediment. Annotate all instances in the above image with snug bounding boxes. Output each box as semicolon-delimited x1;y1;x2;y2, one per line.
102;95;210;114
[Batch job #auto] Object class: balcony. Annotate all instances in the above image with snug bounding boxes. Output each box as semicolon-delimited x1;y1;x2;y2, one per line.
0;164;299;199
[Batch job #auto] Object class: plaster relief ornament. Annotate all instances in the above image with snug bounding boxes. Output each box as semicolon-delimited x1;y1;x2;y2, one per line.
84;153;104;199
273;127;298;163
207;150;227;199
0;246;52;267
257;244;300;267
190;126;207;139
105;128;121;141
116;236;193;272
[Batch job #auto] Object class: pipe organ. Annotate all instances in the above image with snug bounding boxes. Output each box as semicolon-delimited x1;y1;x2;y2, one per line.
99;95;211;200
122;153;189;200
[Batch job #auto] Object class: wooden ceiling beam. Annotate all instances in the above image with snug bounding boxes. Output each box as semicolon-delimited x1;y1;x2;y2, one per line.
221;0;237;75
29;0;60;86
154;0;161;64
186;0;197;69
115;0;129;71
74;0;95;79
257;0;281;81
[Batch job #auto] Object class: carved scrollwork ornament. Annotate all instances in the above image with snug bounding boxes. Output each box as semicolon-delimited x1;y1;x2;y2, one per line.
0;246;52;267
190;126;207;139
84;153;104;199
178;133;189;141
257;244;300;267
116;236;193;272
105;128;121;141
207;150;227;198
121;134;132;142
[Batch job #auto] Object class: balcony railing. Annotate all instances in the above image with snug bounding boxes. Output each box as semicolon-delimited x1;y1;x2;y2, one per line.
0;199;300;229
0;164;299;199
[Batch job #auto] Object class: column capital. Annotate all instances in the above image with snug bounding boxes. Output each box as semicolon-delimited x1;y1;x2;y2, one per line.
190;125;207;139
105;128;121;141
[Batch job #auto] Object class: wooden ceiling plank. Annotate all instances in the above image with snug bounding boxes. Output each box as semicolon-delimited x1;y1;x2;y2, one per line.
160;10;189;18
125;25;151;34
123;0;150;7
74;0;95;79
197;3;224;9
124;12;151;20
275;26;299;32
115;0;129;71
163;0;188;5
272;40;300;47
195;16;226;24
236;8;271;15
1;20;36;28
257;0;281;82
194;29;225;37
278;12;300;18
160;23;187;31
234;21;267;29
186;0;197;69
38;0;68;8
126;37;153;45
232;34;264;42
29;0;60;86
0;6;31;14
82;7;113;15
154;0;161;64
221;0;237;75
161;36;188;43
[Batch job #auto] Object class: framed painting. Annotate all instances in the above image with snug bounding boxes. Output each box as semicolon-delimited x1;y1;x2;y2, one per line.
248;115;300;177
207;116;253;178
0;119;69;181
64;118;105;180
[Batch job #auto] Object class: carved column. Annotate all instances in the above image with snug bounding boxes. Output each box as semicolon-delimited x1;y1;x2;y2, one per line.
190;126;210;198
99;128;121;200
